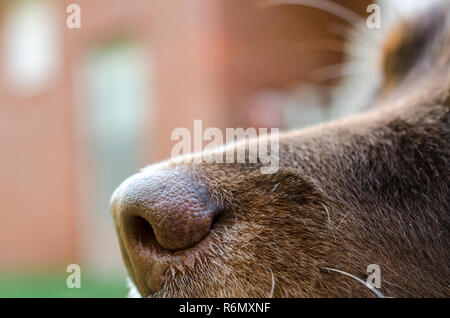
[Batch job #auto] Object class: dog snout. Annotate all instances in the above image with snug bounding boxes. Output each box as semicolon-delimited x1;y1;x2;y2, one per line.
110;169;223;295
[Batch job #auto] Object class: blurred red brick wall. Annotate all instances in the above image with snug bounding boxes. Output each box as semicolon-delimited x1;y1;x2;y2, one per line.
0;0;369;268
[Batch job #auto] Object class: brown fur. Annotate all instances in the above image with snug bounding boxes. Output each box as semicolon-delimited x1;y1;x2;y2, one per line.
111;3;449;297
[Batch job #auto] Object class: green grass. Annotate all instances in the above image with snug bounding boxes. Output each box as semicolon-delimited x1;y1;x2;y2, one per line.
0;271;128;298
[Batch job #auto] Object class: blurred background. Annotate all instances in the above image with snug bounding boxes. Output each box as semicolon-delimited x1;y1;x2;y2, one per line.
0;0;400;297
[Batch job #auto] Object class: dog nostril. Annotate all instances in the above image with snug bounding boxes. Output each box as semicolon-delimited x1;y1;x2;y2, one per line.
126;216;159;250
211;213;222;229
111;170;221;251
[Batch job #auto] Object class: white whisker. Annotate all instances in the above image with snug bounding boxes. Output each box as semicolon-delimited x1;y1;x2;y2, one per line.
318;202;336;241
269;268;275;298
311;62;372;82
336;210;351;229
258;0;366;32
323;267;386;298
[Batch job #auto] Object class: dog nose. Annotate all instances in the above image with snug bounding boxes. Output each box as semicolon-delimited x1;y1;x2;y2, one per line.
110;170;220;251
